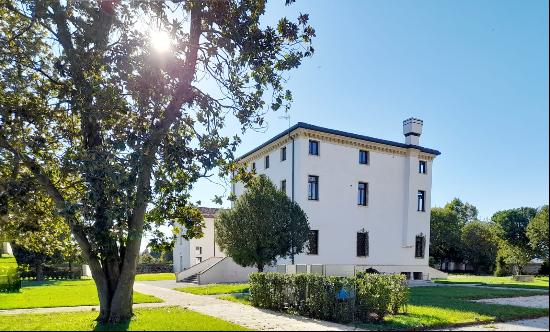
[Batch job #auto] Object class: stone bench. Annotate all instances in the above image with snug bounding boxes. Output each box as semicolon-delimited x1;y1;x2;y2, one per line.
512;275;535;282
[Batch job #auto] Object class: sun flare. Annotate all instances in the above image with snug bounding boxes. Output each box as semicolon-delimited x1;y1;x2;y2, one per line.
150;29;171;53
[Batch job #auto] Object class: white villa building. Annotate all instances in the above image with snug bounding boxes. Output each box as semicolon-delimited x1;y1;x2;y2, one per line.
174;118;447;283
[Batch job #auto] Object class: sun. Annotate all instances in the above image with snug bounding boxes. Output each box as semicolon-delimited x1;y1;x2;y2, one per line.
150;29;171;53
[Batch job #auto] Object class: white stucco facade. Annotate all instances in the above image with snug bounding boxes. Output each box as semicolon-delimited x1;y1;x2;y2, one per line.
174;119;444;280
173;207;225;273
232;119;440;278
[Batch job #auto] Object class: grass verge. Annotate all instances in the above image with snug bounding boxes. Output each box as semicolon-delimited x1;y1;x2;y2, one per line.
0;306;248;331
0;279;161;310
433;275;549;290
218;293;251;305
135;273;176;281
175;283;249;295
356;286;548;330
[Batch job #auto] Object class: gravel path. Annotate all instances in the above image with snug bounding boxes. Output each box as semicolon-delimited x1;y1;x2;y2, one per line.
134;282;361;331
475;295;549;308
444;317;549;331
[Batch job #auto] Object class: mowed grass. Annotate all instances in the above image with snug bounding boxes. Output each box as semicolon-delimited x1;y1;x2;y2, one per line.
0;255;17;269
217;284;548;330
0;279;161;310
218;293;251;305
176;283;249;295
357;286;549;330
135;273;175;281
434;274;549;290
0;306;249;331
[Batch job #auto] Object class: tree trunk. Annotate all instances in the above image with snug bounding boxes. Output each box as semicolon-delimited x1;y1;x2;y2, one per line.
36;264;44;281
257;263;264;272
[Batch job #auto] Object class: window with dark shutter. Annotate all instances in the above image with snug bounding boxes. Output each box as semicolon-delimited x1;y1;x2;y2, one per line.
281;147;287;161
415;235;425;258
265;155;270;169
359;150;369;164
307;230;319;255
419;160;427;174
252;162;256;172
358;182;368;206
417;190;425;211
308;175;319;200
309;140;319;156
281;180;286;193
357;232;369;257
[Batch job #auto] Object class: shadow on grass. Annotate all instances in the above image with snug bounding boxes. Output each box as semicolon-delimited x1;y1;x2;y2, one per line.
434;280;549;290
21;279;92;288
94;320;131;331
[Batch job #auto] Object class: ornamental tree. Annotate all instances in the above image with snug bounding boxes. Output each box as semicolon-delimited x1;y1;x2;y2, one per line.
460;220;500;274
0;0;314;323
215;175;310;272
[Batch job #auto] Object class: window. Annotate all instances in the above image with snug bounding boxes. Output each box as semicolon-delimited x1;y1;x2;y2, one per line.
419;160;427;174
415;235;425;258
281;180;287;193
359;150;369;164
196;257;202;264
308;175;319;200
281;147;287;161
307;230;319;255
265;155;270;169
195;246;202;255
417;190;426;211
309;140;319;156
358;182;368;206
252;162;256;172
357;232;369;257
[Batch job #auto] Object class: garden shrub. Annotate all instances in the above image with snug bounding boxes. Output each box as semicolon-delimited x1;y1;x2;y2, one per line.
249;272;408;323
0;256;21;293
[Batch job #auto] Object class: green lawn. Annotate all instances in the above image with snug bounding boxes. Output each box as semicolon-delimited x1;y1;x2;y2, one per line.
218;293;251;305
0;306;248;331
0;255;17;269
176;283;250;295
217;284;548;330
357;286;548;330
135;273;176;281
434;275;549;290
0;279;161;310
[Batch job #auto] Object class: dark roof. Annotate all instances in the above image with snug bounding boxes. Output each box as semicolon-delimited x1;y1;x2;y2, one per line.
238;122;441;160
198;207;221;218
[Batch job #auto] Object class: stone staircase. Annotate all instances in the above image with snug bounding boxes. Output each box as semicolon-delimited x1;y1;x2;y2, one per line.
176;257;225;283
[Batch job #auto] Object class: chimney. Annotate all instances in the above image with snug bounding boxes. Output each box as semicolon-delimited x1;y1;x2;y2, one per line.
403;118;423;145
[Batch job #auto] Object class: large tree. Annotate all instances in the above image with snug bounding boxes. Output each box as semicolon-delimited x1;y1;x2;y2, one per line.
491;207;537;247
461;220;500;274
526;205;549;262
215;175;310;272
0;0;314;323
444;198;478;224
430;207;463;267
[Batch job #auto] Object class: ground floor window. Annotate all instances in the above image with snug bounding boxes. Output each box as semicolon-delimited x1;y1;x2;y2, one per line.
307;230;319;255
356;231;369;257
415;235;425;258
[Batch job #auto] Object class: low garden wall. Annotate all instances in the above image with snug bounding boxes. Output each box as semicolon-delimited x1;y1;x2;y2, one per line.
249;272;408;323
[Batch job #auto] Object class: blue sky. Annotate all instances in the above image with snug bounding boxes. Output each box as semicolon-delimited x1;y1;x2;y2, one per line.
191;0;549;220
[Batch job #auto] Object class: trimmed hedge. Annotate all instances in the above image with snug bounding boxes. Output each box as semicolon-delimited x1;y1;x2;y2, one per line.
0;256;21;293
249;272;408;323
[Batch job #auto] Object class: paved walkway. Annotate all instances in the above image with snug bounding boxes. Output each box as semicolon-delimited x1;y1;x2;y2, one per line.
475;295;549;308
133;282;361;331
444;317;549;331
